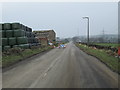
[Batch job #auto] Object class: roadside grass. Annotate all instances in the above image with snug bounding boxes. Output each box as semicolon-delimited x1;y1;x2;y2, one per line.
76;44;120;74
93;43;120;48
2;46;53;68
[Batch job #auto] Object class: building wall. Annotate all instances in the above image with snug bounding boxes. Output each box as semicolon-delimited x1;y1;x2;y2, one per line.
38;38;48;46
33;30;56;45
48;30;56;43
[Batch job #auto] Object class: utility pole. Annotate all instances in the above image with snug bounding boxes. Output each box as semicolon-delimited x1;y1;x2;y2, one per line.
83;16;90;45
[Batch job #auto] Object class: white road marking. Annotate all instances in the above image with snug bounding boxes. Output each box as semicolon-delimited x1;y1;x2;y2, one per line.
29;56;61;88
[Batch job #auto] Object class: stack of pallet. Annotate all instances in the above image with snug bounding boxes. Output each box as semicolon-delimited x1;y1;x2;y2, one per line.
0;23;39;51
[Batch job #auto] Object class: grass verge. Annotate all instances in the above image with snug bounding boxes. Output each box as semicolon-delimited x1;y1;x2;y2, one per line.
2;46;53;68
93;43;120;48
76;43;120;74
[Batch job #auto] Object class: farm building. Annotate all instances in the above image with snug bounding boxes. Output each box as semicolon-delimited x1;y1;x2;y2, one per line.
33;30;56;46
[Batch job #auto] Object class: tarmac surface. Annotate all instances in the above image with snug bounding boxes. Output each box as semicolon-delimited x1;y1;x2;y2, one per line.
2;42;118;88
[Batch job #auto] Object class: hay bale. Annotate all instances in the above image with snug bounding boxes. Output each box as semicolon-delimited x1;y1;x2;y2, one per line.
26;32;30;37
18;44;30;49
0;30;6;38
14;29;25;37
8;37;16;45
3;46;11;51
3;23;11;30
2;38;8;46
11;23;23;30
6;30;13;38
17;37;28;44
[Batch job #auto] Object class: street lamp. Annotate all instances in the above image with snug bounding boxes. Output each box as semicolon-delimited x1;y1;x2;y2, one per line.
83;16;90;45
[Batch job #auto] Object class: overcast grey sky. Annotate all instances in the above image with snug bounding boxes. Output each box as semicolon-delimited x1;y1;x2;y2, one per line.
2;2;118;38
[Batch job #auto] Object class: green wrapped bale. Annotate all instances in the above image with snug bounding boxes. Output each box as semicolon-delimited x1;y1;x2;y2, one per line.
18;44;29;49
2;30;6;38
25;31;27;36
26;32;30;37
13;45;19;48
0;38;1;46
3;46;11;51
33;38;36;43
6;30;13;38
11;23;23;30
2;38;8;46
17;37;28;44
3;23;11;30
14;29;25;37
28;38;31;43
22;25;26;31
0;31;1;38
0;46;2;51
27;37;35;44
8;37;16;45
0;30;5;38
29;32;31;37
30;37;34;43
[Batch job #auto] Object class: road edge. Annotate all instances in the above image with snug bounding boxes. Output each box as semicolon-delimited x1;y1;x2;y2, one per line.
2;48;53;72
76;44;119;75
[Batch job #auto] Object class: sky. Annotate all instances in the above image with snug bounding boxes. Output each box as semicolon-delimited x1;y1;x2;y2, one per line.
1;2;118;38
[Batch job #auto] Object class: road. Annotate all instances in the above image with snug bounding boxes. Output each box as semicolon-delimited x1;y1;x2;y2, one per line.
2;42;118;88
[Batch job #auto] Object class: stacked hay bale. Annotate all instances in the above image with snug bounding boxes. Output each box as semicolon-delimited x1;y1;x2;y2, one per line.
0;22;39;51
12;23;29;49
0;23;12;51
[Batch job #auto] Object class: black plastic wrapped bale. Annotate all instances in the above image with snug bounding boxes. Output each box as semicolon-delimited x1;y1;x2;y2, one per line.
3;46;11;51
31;32;36;37
18;44;29;49
0;24;4;30
2;38;8;46
17;37;28;44
8;37;16;45
3;23;11;30
12;23;23;30
26;26;30;32
14;29;25;37
29;28;32;32
29;32;31;37
6;30;13;38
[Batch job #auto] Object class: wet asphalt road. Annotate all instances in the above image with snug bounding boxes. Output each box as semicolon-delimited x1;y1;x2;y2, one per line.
2;42;118;88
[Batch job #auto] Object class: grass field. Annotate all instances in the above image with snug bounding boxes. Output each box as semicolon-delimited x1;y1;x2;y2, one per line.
76;43;120;74
2;46;52;68
94;43;120;48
